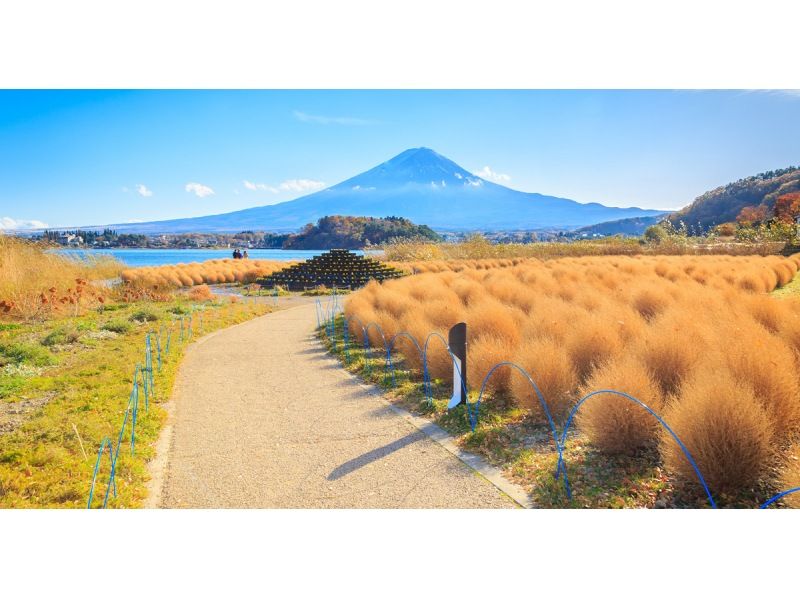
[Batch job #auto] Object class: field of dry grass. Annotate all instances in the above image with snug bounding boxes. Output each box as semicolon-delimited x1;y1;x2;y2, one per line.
0;236;123;321
120;259;288;288
344;253;800;504
381;236;786;263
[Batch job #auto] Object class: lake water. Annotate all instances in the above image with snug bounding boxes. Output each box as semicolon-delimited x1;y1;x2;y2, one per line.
55;248;367;267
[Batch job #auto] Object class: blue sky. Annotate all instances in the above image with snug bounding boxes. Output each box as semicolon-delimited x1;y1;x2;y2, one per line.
1;89;798;229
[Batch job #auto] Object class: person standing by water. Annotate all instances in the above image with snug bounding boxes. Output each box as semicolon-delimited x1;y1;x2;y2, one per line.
242;250;249;259
232;249;241;259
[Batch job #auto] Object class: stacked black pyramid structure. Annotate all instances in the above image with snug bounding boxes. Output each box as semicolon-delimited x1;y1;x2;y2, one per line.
257;249;407;290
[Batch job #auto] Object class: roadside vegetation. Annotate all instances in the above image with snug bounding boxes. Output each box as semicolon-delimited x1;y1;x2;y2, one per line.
0;237;272;507
0;235;122;321
381;232;785;264
338;253;800;507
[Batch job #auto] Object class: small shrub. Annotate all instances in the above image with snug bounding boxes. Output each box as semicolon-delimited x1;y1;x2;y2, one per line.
661;369;775;496
467;334;518;397
76;320;97;332
188;284;214;302
643;225;669;244
0;342;55;367
565;317;623;383
129;309;159;323
637;327;700;398
576;355;664;455
714;222;737;237
632;287;669;321
467;298;523;346
102;319;131;334
41;327;81;347
510;338;577;422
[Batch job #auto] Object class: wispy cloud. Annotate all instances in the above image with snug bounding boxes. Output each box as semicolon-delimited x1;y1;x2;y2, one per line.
0;216;48;230
136;184;153;197
474;166;511;183
243;178;326;194
740;89;800;99
279;179;327;193
293;110;379;126
185;182;215;198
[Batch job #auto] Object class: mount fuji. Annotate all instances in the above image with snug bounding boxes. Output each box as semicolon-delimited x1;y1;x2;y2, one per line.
101;148;666;233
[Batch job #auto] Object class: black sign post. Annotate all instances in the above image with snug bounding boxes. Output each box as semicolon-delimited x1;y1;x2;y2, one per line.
447;322;467;409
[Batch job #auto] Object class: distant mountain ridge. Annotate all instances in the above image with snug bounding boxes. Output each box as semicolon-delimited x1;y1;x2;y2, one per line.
668;166;800;231
572;215;666;237
82;147;667;233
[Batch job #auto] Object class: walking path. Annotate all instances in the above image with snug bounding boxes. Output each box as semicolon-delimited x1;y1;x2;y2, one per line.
151;301;518;508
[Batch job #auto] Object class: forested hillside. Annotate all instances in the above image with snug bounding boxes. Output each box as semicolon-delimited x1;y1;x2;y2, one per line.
668;167;800;231
284;215;442;249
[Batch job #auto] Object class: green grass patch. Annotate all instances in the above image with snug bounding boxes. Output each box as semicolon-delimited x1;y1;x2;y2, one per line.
0;297;272;508
0;342;55;367
101;319;131;334
129;309;159;323
41;327;81;347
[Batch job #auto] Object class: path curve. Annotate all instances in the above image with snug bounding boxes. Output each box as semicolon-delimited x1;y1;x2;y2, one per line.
153;302;516;508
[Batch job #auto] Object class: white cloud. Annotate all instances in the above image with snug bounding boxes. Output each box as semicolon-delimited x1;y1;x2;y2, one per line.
244;180;277;193
185;182;215;198
0;216;48;230
292;110;379;126
474;166;511;183
243;178;326;194
136;183;153;197
278;179;326;193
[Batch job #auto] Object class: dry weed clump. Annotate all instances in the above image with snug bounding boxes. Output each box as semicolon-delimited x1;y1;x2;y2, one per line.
661;370;775;496
188;284;215;302
344;253;800;500
467;334;518;397
576;355;664;455
510;338;577;421
0;236;122;320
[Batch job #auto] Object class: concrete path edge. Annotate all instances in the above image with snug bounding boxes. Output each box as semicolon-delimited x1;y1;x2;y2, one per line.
317;342;535;509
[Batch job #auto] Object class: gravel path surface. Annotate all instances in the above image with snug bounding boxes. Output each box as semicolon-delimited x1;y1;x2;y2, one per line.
156;301;516;508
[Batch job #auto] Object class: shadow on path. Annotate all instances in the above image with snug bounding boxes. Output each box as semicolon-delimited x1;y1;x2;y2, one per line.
327;432;424;481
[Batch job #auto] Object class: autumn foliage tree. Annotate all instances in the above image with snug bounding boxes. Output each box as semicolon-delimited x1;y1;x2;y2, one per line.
774;192;800;224
736;205;768;226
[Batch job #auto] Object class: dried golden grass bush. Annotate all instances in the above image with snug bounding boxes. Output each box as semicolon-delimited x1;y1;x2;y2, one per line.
576;355;665;454
510;337;577;422
661;369;775;496
344;253;800;496
566;315;624;383
0;235;122;320
719;328;800;437
188;284;214;302
466;298;523;347
120;259;287;288
631;285;671;321
467;334;518;397
636;314;704;398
